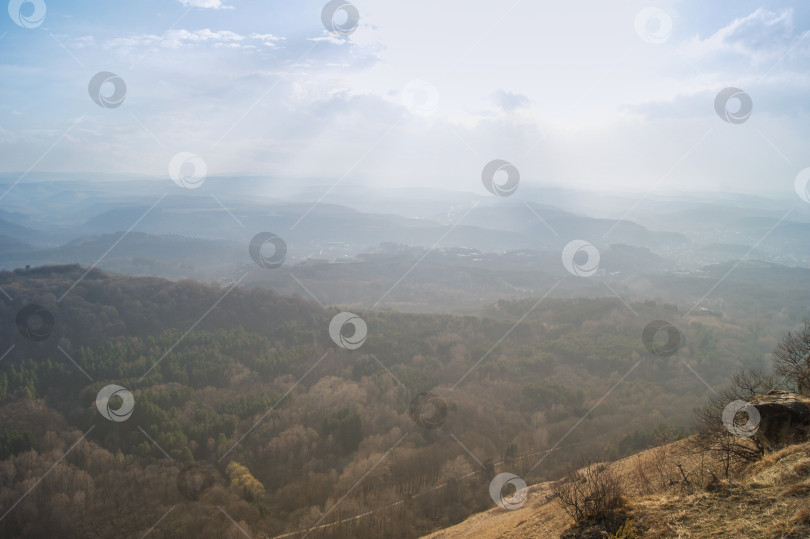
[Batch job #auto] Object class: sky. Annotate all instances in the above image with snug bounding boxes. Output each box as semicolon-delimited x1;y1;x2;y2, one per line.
1;0;810;198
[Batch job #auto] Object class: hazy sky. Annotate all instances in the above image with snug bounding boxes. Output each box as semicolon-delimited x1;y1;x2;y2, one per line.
1;0;810;198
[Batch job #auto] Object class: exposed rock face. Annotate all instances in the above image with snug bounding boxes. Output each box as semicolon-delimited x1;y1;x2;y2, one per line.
800;378;810;398
748;390;810;452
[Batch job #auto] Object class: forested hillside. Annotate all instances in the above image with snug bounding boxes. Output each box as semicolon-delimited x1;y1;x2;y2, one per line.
0;266;795;537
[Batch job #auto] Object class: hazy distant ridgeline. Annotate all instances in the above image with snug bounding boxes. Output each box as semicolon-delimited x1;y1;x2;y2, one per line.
0;181;809;321
0;180;808;268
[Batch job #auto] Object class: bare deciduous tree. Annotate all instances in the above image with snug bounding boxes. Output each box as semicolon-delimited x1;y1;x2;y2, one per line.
772;320;810;397
693;369;780;477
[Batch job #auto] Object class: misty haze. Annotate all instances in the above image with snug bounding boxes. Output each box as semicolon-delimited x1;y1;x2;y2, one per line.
2;1;810;538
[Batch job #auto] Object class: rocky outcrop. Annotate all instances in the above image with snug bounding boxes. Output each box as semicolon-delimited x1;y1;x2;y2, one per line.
800;378;810;398
748;390;810;452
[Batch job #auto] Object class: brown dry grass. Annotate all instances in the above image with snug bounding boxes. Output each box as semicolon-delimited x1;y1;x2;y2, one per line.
421;480;571;539
790;507;810;527
421;439;696;538
635;441;810;538
420;439;810;539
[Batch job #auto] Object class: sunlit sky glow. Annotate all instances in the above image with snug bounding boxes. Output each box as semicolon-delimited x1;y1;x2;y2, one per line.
1;0;810;197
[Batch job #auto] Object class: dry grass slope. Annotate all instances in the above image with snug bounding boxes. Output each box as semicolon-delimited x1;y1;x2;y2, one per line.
422;439;810;538
636;441;810;538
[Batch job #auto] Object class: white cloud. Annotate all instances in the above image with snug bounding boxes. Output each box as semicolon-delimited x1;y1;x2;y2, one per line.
178;0;233;9
250;33;284;47
625;7;810;122
7;0;810;200
682;8;809;65
308;33;351;46
96;29;282;54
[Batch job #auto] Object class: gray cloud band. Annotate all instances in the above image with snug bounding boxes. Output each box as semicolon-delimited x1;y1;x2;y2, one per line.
715;87;752;124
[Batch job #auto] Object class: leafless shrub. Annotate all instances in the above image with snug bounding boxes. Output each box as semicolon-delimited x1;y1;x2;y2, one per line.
629;429;691;496
551;457;625;524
